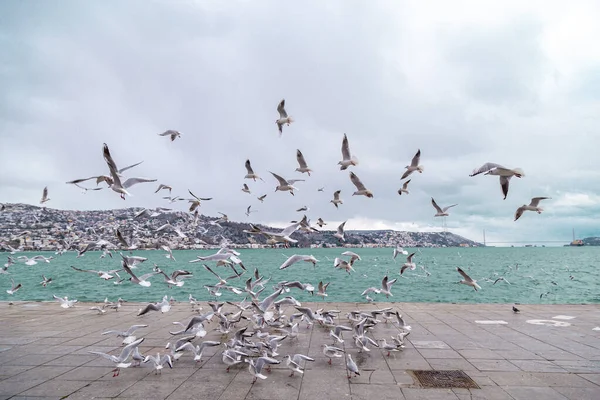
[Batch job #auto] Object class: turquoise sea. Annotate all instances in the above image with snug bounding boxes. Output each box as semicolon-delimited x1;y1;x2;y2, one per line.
1;247;598;304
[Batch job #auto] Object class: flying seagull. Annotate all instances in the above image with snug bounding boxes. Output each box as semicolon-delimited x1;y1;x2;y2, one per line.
40;187;50;204
431;198;458;217
401;149;424;180
349;171;373;198
334;221;347;241
331;190;343;208
338;133;359;170
275;99;294;137
242;184;251;194
470;163;525;200
158;130;182;141
257;194;267;202
244;159;263;181
270;172;298;195
188;189;212;212
457;267;481;291
102;143;157;199
398;179;411;195
295;149;312;175
515;197;551;221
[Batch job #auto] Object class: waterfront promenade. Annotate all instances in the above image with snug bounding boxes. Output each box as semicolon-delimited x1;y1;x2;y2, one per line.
0;301;599;399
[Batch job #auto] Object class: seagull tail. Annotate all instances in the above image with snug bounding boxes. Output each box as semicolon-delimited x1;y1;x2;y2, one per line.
351;156;359;166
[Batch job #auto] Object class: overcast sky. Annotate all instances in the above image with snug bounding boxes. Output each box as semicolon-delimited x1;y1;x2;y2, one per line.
2;0;600;246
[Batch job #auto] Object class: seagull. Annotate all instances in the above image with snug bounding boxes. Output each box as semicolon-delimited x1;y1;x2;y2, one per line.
244;159;263;182
330;190;343;208
400;253;416;275
393;246;408;259
53;294;77;308
380;275;397;297
393;311;412;331
89;337;145;377
187;189;213;212
40;187;50;204
121;260;158;287
40;275;52;287
70;266;121;280
398;179;411;195
334;258;355;274
341;251;361;265
284;354;315;377
158;130;182;141
242;183;251;194
346;354;360;379
257;194;267;202
137;295;171;316
316;218;326;227
350;171;373;198
245;205;257;217
270;172;298;195
401;149;424;179
457;267;481;291
316;281;330;298
175;340;221;363
246;356;280;383
334;221;347;241
470;163;525;200
279;254;319;270
318;187;325;192
513;306;520;313
101;325;148;345
431;198;458;217
6;278;22;295
515;197;551;221
154;184;172;194
338;133;359;170
275;99;294;137
322;344;345;364
295;149;312;175
103;143;157;199
143;353;173;374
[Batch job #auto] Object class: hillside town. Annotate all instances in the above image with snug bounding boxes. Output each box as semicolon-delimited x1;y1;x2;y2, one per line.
0;203;481;251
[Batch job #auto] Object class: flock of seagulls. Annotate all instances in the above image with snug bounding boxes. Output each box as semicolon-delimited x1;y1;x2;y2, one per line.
0;97;561;385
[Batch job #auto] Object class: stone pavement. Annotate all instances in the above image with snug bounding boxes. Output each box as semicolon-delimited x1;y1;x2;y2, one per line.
0;301;599;400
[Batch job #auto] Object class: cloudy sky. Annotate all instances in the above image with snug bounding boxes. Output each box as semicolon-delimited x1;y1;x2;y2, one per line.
2;0;600;246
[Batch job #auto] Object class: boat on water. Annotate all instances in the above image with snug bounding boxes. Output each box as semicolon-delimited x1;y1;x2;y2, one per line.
568;239;584;247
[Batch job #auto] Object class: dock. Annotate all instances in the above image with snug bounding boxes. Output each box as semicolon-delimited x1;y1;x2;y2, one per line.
1;301;599;399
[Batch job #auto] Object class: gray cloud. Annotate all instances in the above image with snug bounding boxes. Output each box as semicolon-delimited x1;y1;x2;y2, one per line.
1;0;600;246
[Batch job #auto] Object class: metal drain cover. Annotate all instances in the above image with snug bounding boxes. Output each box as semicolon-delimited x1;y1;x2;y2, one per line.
410;370;480;389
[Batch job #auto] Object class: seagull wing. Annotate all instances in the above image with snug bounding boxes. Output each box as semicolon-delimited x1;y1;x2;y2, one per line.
122;177;157;189
431;198;443;213
337;221;346;234
118;161;144;175
103;143;123;187
499;176;511;199
341;134;351;160
469;162;504;177
530;197;551;207
270;172;288;186
280;255;301;270
296;149;308;168
349;172;367;191
277;99;288;119
442;204;458;212
402;179;411;189
457;267;474;283
410;149;421;167
514;206;526;221
245;159;254;175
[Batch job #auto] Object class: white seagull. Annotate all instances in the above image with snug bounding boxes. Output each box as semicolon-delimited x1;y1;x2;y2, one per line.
350;171;373;198
515;197;551;221
89;337;145;377
470;163;525;200
334;221;347;241
398;179;411;195
338;133;359;170
401;149;424;180
242;183;251;194
400;252;416;275
53;294;78;308
275;99;294;136
279;254;319;270
331;190;343;208
103;143;157;199
158;130;182;141
431;197;458;217
270;172;298;195
40;187;50;204
244;159;263;181
457;267;481;291
295;149;312;175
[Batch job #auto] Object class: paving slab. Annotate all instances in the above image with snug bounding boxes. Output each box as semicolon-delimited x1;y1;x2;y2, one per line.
0;301;599;400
